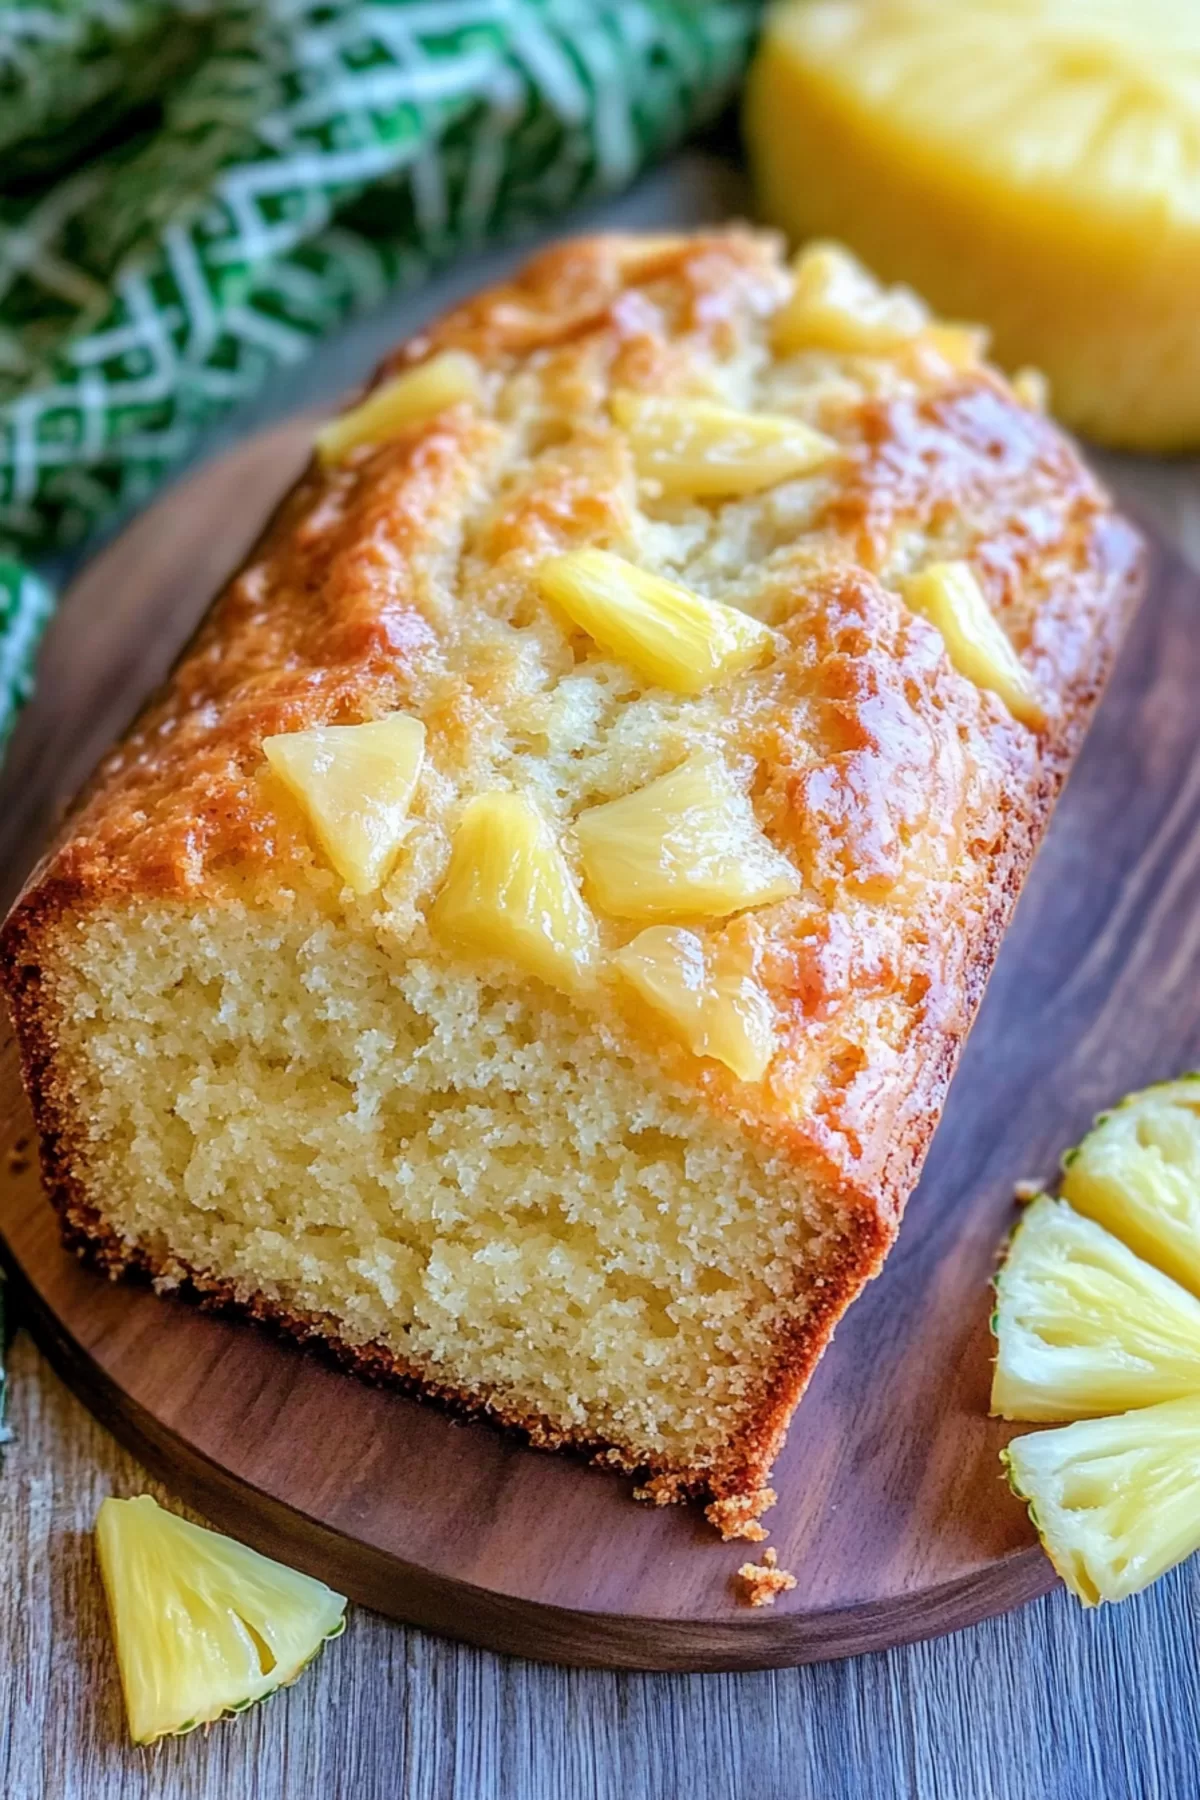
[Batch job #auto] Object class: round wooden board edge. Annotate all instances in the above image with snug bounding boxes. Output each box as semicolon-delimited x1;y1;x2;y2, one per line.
1;1065;1055;1675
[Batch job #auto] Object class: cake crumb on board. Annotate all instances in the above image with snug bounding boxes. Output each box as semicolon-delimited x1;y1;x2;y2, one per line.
705;1487;777;1542
737;1547;797;1607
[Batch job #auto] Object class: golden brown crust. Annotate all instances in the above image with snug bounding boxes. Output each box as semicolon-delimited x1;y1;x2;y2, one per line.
0;228;1145;1503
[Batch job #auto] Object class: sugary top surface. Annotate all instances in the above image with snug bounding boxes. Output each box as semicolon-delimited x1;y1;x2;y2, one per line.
34;229;1139;1206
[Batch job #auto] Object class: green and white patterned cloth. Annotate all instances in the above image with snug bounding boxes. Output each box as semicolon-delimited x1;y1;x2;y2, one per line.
0;0;758;753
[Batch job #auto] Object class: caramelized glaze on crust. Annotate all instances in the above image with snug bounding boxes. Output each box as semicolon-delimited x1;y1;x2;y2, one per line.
1;230;1143;1503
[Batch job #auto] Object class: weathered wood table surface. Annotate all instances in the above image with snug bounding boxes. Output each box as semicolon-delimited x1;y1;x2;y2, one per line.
3;155;1200;1800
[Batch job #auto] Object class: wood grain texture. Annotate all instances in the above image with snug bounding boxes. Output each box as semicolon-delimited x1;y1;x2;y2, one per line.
4;1322;1200;1800
3;148;1200;1797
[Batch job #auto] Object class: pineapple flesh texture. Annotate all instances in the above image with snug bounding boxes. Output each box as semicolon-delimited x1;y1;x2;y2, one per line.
432;791;598;995
575;750;800;923
991;1195;1200;1420
315;351;481;464
611;391;838;497
96;1495;346;1744
614;925;776;1083
900;561;1044;728
537;548;774;697
263;712;425;894
1062;1078;1200;1297
771;242;928;356
1004;1396;1200;1604
746;0;1200;449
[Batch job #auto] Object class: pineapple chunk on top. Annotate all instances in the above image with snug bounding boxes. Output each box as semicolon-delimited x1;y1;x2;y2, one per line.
96;1495;346;1745
900;560;1045;729
315;351;482;465
1004;1396;1200;1606
263;712;425;894
611;390;838;497
575;749;800;923
432;791;598;995
1062;1077;1200;1298
537;548;775;697
991;1194;1200;1421
771;242;928;356
614;924;777;1083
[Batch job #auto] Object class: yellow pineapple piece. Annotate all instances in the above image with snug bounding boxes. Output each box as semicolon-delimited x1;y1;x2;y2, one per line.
432;791;598;993
96;1495;346;1744
900;561;1044;728
537;548;774;696
1062;1077;1200;1297
991;1195;1200;1420
770;241;927;356
575;750;799;922
1013;367;1050;412
263;713;425;894
1004;1397;1200;1605
611;391;838;497
315;351;481;464
614;925;776;1082
746;0;1200;449
918;322;990;374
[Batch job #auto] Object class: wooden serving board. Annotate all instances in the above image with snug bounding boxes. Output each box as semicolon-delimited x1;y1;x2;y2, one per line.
1;424;1197;1673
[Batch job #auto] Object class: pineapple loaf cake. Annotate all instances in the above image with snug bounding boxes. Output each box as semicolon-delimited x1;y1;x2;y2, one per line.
0;230;1142;1523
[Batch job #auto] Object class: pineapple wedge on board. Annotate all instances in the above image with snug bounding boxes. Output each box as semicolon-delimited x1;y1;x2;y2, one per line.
991;1195;1200;1420
1005;1398;1200;1606
991;1075;1200;1606
1062;1077;1200;1296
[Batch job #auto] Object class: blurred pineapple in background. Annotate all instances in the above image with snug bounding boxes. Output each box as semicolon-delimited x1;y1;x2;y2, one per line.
746;0;1200;450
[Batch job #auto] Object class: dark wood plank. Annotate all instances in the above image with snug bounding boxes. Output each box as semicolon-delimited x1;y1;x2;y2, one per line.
1;423;1197;1673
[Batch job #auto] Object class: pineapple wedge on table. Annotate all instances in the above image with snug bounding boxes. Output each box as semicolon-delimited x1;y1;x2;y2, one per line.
97;1496;346;1744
